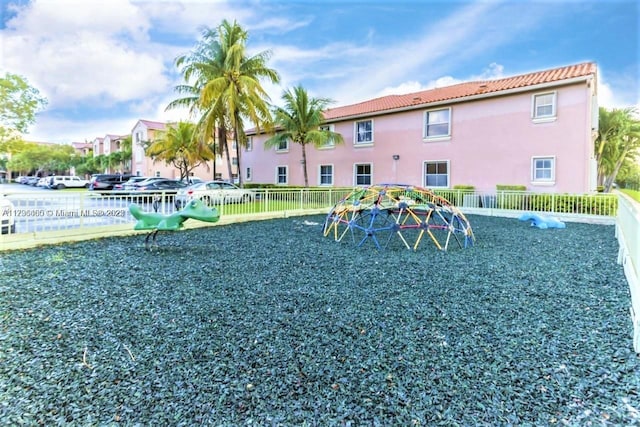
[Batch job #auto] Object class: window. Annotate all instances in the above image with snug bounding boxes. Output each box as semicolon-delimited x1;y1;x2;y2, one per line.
532;92;556;120
276;166;288;185
319;124;335;148
354;163;372;186
424;161;449;188
232;140;237;150
532;157;555;182
155;171;161;178
424;108;451;139
319;165;333;185
246;167;252;181
232;157;238;166
354;120;373;144
246;136;253;152
214;173;223;180
276;140;289;152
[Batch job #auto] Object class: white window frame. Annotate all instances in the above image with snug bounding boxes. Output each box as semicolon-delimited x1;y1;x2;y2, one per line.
245;167;252;181
276;139;289;152
232;157;238;166
353;163;373;186
423;160;450;188
246;136;253;152
318;124;336;149
423;107;452;141
531;156;555;185
276;165;288;185
354;119;374;146
318;164;334;186
532;91;557;123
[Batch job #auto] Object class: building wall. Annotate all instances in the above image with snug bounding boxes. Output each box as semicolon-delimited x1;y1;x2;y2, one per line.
243;81;595;193
130;121;222;180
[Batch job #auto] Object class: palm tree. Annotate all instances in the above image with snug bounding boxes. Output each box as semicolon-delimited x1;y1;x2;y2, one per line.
145;121;214;180
264;85;344;187
199;20;278;186
595;107;640;192
167;20;279;186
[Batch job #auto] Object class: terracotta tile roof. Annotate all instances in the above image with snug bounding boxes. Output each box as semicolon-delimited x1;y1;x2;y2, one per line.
71;142;92;148
139;119;167;130
323;62;596;120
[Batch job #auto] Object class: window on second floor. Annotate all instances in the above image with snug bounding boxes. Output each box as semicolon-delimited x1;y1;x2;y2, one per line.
532;156;555;183
276;166;288;185
318;124;336;149
424;160;449;188
246;167;252;181
424;108;451;139
532;92;557;121
246;136;253;152
232;157;238;166
354;163;372;186
354;120;373;145
276;140;289;152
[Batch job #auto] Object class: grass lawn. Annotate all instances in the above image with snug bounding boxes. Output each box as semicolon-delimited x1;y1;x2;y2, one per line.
1;214;638;425
621;188;640;203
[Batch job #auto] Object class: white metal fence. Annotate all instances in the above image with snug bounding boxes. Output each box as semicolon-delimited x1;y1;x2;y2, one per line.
616;192;640;353
1;188;620;238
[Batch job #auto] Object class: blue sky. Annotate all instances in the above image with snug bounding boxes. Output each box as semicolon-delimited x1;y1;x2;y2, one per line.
1;0;638;144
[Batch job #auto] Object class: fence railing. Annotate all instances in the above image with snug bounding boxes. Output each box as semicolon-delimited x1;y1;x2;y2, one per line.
616;192;640;353
1;188;619;239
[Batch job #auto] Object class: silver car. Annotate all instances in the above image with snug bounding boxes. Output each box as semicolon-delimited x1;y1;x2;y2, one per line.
175;181;256;208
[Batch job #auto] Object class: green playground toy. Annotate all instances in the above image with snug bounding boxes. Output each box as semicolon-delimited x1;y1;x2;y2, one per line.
129;198;220;249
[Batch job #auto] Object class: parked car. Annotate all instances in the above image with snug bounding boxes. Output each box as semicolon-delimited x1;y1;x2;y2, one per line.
48;175;90;189
0;195;15;234
25;176;40;186
113;176;150;192
89;173;133;192
175;180;256;208
133;179;188;193
121;177;165;192
36;177;50;187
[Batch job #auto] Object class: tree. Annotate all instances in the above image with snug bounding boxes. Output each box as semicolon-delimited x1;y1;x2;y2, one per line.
264;85;344;187
595;107;640;192
0;73;47;143
145;121;214;180
167;21;279;186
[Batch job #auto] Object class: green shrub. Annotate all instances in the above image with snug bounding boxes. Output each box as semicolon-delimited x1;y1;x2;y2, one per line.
496;184;527;191
453;185;475;191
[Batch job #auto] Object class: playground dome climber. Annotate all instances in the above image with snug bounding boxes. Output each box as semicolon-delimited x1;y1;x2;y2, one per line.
323;184;474;251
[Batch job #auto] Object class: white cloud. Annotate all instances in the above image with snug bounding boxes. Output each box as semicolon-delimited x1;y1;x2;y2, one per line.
597;68;640;110
1;0;169;108
376;62;506;98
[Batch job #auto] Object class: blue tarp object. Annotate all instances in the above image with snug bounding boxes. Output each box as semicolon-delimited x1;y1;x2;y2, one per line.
518;212;566;229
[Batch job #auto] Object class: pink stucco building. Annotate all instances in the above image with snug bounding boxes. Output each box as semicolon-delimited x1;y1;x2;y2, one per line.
244;62;599;193
131;119;225;180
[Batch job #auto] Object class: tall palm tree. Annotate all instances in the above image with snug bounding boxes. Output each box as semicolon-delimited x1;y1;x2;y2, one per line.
199;20;278;186
264;85;344;187
167;20;279;186
595;107;640;191
166;33;224;179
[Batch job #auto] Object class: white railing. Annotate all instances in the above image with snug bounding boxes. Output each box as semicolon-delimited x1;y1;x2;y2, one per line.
616;192;640;353
1;188;618;240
